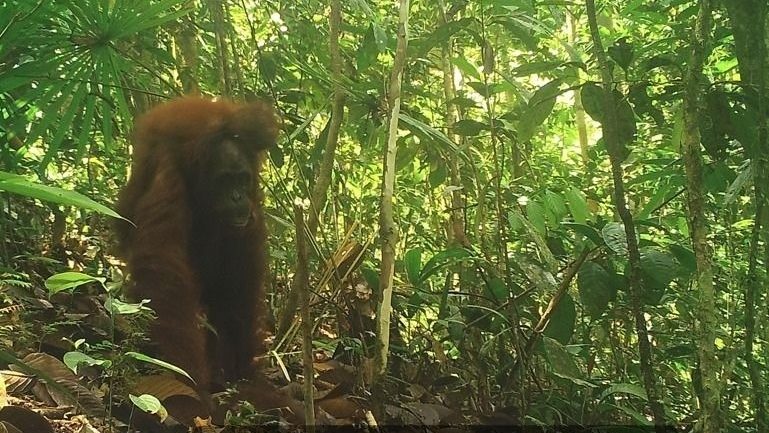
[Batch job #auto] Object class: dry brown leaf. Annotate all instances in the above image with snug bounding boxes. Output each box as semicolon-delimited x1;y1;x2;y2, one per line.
192;416;217;433
133;375;200;401
20;353;78;383
10;353;106;417
0;406;54;433
0;372;5;408
0;371;35;396
46;379;106;418
317;396;361;419
1;420;22;433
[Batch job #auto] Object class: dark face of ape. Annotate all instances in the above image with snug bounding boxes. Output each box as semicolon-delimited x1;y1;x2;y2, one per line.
197;139;257;228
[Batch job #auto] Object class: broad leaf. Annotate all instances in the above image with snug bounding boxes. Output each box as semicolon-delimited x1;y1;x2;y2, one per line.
46;272;105;295
578;262;617;319
544;293;576;345
125;352;194;383
403;248;422;285
0;172;124;220
601;222;628;255
517;79;562;142
564;187;590;224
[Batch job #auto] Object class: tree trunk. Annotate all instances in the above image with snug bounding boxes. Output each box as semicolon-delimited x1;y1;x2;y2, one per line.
374;0;410;381
208;0;232;97
724;1;769;430
277;0;346;336
585;0;666;428
174;0;200;95
680;2;720;432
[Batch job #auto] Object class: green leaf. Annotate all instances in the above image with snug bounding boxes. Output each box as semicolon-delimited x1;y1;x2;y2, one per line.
668;244;696;275
638;181;676;219
581;82;605;122
75;91;98;160
129;394;168;421
578;262;617;319
105;298;151;315
428;164;447;188
453;119;486;136
45;272;105;294
486;277;509;302
258;52;278;83
526;201;547;234
361;267;379;291
415;17;478;58
0;172;125;220
639;249;678;305
599;383;648;402
612;403;654;425
466;81;490;97
642;54;680;73
544;293;575;344
116;0;193;36
724;159;753;205
404;291;425;318
403;248;422;285
564;187;590;224
562;222;603;245
125;352;194;383
447;96;479;109
607;37;634;70
640;249;678;288
601;223;628;255
510;61;562;77
615;93;638;146
419;247;474;283
372;22;387;50
543;190;568;223
356;23;381;71
448;320;466;343
517;79;562;142
542;337;586;384
40;77;90;170
452;56;481;81
398;113;465;160
63;351;111;374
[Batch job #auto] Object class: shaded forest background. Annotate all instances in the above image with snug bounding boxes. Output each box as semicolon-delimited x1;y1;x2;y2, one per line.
0;0;768;432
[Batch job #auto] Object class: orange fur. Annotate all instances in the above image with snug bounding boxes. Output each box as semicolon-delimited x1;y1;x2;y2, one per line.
115;97;278;391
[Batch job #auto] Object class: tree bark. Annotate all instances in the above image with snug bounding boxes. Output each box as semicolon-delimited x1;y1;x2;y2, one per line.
437;0;469;249
208;0;232;97
174;0;200;95
277;0;346;336
724;1;769;430
294;204;316;428
680;2;720;432
374;0;410;381
585;0;666;428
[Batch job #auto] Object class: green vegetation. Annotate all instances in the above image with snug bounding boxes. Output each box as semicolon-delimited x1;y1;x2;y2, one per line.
0;0;767;431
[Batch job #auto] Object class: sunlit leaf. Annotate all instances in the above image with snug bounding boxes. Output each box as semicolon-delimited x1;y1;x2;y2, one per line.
125;352;194;383
0;172;124;220
599;383;648;402
419;247;474;283
564;187;590;224
403;248;422;285
518;79;562;142
544;293;575;344
129;394;168;421
601;223;628;256
45;272;105;295
63;351;111;374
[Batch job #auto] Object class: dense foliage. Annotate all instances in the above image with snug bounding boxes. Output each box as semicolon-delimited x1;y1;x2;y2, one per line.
0;0;767;431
